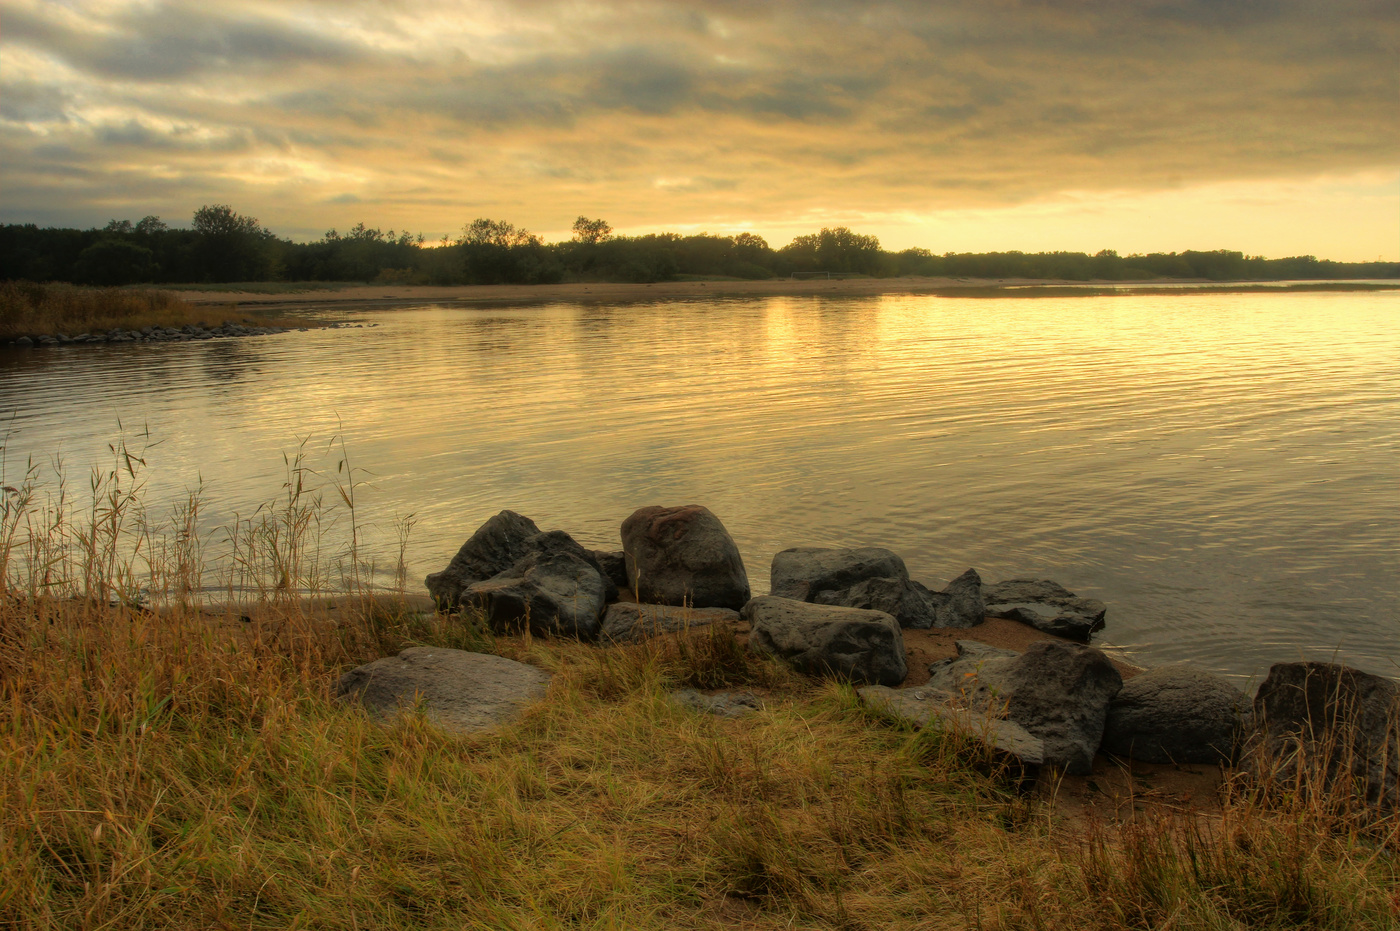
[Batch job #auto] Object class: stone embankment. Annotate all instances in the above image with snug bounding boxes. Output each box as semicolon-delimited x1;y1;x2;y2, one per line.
337;504;1400;808
4;322;298;348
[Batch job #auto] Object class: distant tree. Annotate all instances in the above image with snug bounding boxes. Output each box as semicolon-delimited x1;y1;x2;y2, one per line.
72;239;157;285
571;216;612;244
191;204;275;282
135;215;168;235
460;218;541;247
781;226;882;275
103;219;135;235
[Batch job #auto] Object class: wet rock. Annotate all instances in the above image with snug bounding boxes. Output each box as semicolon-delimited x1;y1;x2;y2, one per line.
927;639;1123;774
769;546;908;602
426;510;542;609
336;647;551;735
982;578;1106;641
859;684;1044;778
1102;665;1246;763
671;688;763;718
1247;661;1400;810
621;505;750;610
599;602;739;644
743;595;906;686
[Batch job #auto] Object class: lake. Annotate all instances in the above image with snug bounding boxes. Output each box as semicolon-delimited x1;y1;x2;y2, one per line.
3;289;1397;684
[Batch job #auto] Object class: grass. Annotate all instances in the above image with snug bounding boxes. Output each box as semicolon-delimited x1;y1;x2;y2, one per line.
0;439;1397;929
0;281;313;340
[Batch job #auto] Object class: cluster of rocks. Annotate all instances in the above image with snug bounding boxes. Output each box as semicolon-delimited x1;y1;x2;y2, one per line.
338;504;1400;808
5;322;299;348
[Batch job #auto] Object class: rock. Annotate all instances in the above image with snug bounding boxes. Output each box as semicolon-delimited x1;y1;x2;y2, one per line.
1101;665;1246;763
1248;661;1400;810
335;647;551;735
982;578;1106;641
599;602;739;644
819;567;985;629
621;505;750;610
743;595;907;687
769;546;908;601
465;532;607;639
13;336;32;348
589;549;631;592
671;688;763;718
426;510;543;609
927;639;1122;774
859;684;1044;778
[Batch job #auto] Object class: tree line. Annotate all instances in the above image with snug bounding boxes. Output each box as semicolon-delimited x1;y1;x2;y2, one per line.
1;206;1394;286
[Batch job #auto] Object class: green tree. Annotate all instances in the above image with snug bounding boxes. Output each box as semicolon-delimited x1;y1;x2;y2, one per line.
191;205;274;282
571;216;612;244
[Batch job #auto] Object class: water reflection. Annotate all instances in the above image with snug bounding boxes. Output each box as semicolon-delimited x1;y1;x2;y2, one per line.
1;290;1397;683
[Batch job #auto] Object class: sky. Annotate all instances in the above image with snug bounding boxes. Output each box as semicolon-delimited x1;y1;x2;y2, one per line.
2;0;1397;260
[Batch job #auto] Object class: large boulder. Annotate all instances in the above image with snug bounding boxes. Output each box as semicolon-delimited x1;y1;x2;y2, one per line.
336;647;551;735
1248;661;1400;810
982;578;1106;642
621;505;750;610
743;595;907;686
927;639;1123;774
819;567;985;629
465;532;607;639
599;602;740;644
1101;665;1246;764
859;684;1044;778
769;546;907;601
426;510;541;609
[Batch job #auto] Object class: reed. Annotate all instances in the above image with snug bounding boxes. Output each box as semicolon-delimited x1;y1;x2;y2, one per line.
0;439;1396;929
0;281;303;340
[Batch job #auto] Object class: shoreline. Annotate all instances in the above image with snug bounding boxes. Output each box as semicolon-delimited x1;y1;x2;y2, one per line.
175;276;1400;310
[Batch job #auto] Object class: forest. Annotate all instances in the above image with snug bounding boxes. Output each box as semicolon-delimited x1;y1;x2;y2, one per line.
2;206;1395;286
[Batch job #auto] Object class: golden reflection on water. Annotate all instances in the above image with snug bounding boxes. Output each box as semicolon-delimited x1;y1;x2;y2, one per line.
1;289;1397;681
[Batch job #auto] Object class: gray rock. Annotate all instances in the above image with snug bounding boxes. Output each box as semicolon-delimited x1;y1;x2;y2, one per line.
426;510;542;609
982;578;1106;641
621;505;750;610
927;639;1123;774
336;647;551;735
599;602;739;644
817;568;985;629
1248;661;1400;810
1102;665;1246;763
769;546;908;601
465;534;607;640
671;688;763;718
589;549;631;592
859;684;1044;775
937;568;986;628
743;595;907;687
13;336;33;348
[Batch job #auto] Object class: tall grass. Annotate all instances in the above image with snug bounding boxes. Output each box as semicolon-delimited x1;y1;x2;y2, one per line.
0;281;301;340
0;440;1397;928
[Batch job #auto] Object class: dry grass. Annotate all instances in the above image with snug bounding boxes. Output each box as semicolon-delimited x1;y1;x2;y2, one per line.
0;281;308;340
1;438;1397;929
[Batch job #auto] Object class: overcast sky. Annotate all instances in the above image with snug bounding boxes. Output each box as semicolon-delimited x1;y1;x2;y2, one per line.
3;0;1396;258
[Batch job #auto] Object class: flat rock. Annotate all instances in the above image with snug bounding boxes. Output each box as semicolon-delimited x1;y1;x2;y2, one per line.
1248;661;1400;810
599;602;740;644
743;595;907;687
335;647;551;735
769;546;908;601
426;510;542;609
1102;665;1246;764
859;684;1044;775
671;689;764;718
927;639;1122;774
621;505;750;609
982;578;1106;641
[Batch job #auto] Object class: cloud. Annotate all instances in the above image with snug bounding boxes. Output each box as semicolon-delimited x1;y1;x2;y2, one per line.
0;0;1395;256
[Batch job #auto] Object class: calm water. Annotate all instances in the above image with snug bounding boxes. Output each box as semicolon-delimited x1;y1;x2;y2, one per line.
3;291;1398;684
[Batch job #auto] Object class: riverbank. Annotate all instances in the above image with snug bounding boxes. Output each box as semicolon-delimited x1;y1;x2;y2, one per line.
173;276;1400;311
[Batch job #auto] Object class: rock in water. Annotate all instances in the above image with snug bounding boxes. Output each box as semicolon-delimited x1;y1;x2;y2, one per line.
927;639;1122;774
769;546;908;601
1101;666;1246;763
621;505;750;609
336;647;551;735
426;510;541;609
599;602;740;644
743;595;907;687
1248;661;1400;810
981;578;1106;641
